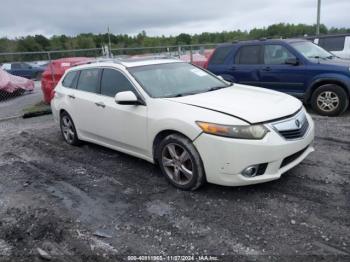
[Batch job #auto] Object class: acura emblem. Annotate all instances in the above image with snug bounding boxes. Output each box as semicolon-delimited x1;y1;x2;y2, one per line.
295;119;301;128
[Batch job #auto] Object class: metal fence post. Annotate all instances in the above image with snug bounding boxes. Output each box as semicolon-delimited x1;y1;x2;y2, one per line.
190;45;193;64
47;52;55;82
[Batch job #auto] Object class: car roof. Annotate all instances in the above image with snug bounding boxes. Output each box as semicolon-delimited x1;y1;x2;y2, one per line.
70;57;182;70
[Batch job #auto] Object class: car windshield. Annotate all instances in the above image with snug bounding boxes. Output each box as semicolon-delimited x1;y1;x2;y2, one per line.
291;41;334;59
128;62;229;98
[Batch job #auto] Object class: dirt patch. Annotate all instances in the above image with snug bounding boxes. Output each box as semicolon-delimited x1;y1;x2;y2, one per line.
0;114;349;261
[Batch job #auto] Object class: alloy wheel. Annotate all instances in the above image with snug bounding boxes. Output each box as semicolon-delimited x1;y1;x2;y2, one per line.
61;115;75;144
161;143;194;185
316;91;339;112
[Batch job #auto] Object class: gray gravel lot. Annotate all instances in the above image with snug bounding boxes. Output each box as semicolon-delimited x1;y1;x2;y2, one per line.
0;112;349;261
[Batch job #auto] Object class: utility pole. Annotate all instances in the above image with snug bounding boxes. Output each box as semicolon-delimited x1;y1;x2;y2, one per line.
316;0;321;35
107;26;112;57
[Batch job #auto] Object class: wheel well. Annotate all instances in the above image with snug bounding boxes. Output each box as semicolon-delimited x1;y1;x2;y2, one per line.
152;130;190;164
307;80;349;103
59;109;68;116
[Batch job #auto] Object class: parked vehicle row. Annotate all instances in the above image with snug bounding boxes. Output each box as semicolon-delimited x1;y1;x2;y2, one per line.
310;34;350;60
52;58;314;190
41;57;94;103
1;62;44;80
0;68;34;97
205;38;350;116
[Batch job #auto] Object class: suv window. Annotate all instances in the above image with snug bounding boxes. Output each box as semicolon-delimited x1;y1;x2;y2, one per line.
20;63;31;69
11;63;22;69
318;36;345;51
210;46;232;64
76;69;100;93
236;45;261;64
100;69;134;97
62;71;79;88
264;45;296;64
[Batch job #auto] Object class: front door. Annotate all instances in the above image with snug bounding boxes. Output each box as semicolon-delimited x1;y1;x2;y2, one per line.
93;68;148;156
259;44;306;95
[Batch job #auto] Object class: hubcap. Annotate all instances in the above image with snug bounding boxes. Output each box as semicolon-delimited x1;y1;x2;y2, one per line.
61;116;75;143
317;91;339;112
161;143;193;185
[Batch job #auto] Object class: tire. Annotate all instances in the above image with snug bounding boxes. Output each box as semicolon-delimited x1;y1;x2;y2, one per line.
60;112;81;146
311;84;349;116
157;134;206;190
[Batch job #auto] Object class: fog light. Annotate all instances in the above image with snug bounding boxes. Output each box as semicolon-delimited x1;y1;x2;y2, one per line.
242;165;259;177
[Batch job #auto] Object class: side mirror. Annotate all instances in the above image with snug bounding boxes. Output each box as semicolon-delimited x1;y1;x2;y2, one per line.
285;58;299;65
115;91;142;105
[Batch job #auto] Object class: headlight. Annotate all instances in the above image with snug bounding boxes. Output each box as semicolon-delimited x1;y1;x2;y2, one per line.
196;121;269;139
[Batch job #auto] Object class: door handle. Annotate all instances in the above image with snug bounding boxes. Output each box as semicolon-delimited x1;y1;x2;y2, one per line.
68;94;75;99
230;66;237;71
261;67;271;71
95;102;106;108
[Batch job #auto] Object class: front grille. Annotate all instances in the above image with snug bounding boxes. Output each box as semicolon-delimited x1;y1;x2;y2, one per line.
278;118;309;140
280;146;308;168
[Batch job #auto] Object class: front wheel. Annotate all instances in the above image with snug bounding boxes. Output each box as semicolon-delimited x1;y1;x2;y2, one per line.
311;84;349;116
157;134;206;190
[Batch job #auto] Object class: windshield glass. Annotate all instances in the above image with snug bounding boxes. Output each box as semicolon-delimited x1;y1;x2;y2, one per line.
128;62;229;98
291;41;333;59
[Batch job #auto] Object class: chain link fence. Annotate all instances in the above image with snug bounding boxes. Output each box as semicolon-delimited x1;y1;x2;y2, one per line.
0;44;217;119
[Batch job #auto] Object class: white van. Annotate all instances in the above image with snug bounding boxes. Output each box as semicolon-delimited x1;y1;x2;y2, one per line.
313;34;350;60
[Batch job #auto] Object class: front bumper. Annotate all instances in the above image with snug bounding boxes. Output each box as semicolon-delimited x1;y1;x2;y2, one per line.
193;114;315;186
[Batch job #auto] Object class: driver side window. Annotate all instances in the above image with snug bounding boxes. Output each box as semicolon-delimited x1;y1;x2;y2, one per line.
264;45;295;65
100;69;135;97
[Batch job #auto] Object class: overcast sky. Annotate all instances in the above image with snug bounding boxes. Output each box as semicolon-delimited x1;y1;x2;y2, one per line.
1;0;349;38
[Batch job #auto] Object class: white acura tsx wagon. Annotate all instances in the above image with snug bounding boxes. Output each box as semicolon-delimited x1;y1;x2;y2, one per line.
51;57;315;190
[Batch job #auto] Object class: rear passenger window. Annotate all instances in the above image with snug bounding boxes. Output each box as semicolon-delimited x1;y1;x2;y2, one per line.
209;46;232;64
318;36;345;51
77;69;100;93
236;45;261;64
62;71;79;88
100;69;134;97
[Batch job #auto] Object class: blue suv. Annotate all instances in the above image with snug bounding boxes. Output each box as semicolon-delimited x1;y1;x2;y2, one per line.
206;39;350;116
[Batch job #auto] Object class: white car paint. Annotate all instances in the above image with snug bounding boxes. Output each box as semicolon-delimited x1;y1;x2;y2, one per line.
314;36;350;60
51;58;315;187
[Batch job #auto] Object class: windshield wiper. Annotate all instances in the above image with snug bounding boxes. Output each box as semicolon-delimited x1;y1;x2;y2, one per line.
208;84;231;92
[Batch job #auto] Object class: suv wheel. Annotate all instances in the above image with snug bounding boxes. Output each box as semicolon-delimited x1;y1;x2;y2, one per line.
311;84;349;116
157;134;206;190
60;112;80;145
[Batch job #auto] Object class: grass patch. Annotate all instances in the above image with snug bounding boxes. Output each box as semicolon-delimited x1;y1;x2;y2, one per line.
23;101;50;114
23;101;52;118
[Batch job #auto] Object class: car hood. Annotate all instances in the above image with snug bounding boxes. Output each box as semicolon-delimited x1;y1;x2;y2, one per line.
310;57;350;67
166;84;302;124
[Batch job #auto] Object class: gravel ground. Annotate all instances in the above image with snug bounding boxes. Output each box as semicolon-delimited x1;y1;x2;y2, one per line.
0;112;349;261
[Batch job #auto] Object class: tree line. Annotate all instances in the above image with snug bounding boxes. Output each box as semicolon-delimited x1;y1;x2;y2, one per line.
0;23;349;62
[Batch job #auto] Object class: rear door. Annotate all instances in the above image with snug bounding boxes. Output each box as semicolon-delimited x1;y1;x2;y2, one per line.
71;68;102;137
232;45;263;86
259;44;306;94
